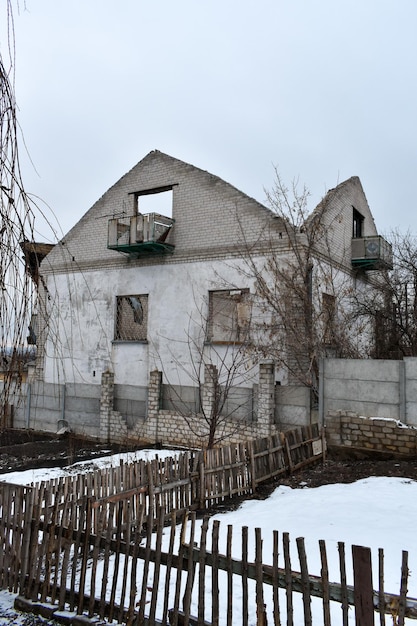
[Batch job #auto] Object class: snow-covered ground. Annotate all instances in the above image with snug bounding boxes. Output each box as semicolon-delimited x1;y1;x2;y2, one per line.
0;450;416;624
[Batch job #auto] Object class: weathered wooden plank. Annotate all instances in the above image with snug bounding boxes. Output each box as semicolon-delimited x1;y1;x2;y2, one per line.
352;544;375;626
272;530;281;626
398;550;409;626
255;527;267;626
339;541;349;626
226;525;233;626
148;507;165;625
319;539;331;626
297;536;312;626
378;548;386;626
283;532;293;626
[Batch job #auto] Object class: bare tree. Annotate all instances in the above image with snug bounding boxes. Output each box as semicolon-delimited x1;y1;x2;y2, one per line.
0;2;42;422
237;168;364;404
155;295;257;449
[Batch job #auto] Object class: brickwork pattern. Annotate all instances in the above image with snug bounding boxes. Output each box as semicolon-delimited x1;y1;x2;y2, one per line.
101;364;278;447
100;370;127;444
41;151;275;275
326;411;417;456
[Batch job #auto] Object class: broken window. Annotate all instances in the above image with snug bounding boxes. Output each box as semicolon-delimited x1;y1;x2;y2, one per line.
115;295;148;341
208;289;251;343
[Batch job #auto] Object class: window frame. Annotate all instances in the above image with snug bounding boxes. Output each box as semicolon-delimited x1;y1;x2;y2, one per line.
207;288;251;344
114;294;149;343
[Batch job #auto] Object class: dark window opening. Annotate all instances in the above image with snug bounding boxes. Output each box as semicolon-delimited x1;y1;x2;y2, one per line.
353;208;364;238
115;294;148;341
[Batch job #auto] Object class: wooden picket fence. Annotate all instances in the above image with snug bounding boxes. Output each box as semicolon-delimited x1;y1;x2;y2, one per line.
0;425;324;533
9;424;417;624
1;484;416;625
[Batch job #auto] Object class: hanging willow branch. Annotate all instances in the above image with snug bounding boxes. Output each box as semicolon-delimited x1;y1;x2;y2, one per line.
0;1;39;424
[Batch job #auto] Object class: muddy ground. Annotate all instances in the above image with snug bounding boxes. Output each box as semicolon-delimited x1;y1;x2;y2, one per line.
0;429;152;475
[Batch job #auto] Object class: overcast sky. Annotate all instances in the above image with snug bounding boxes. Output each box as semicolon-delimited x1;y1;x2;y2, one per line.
3;1;417;240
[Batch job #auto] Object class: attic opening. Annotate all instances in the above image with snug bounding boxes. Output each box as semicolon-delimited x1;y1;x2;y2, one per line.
108;185;175;256
133;186;173;218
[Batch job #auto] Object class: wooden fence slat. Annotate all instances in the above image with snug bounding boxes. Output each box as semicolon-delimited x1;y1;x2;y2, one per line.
319;539;331;626
58;497;75;611
2;483;11;589
226;525;233;626
99;500;116;619
378;548;386;626
283;532;293;626
242;526;249;626
171;513;189;626
148;507;166;625
398;550;409;626
77;496;92;615
297;536;312;626
182;511;197;624
69;496;87;612
197;516;209;625
20;486;35;594
88;504;106;618
255;527;267;626
118;500;133;624
137;508;153;626
51;496;69;604
338;541;349;626
126;522;142;626
162;512;178;625
109;501;125;623
211;520;220;626
352;545;375;626
272;530;281;626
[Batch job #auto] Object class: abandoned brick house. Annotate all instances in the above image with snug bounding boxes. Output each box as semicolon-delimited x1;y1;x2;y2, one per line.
18;150;391;447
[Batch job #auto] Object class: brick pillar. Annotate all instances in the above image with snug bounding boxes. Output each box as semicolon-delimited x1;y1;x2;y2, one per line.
148;370;162;419
202;364;217;418
258;362;275;429
100;370;114;442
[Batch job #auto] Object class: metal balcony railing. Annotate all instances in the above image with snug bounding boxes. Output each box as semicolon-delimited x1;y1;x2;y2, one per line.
108;213;174;256
351;235;393;270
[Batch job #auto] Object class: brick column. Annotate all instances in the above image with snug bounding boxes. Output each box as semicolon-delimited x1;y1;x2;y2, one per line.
100;370;114;442
202;364;217;418
258;362;275;429
148;370;162;419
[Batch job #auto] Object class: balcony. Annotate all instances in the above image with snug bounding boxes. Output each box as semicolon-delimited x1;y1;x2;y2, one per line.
108;213;175;256
351;236;393;270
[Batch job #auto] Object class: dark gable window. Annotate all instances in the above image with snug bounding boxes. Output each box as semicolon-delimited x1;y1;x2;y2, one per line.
352;208;364;239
